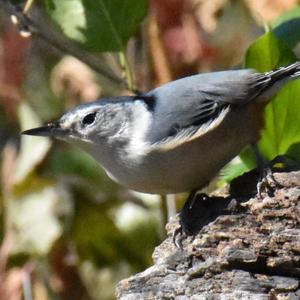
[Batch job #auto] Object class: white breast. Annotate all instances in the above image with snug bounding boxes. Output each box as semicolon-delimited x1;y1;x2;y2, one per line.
127;101;153;158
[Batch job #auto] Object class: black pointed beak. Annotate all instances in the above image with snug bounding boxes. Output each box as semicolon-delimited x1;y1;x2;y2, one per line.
22;122;64;137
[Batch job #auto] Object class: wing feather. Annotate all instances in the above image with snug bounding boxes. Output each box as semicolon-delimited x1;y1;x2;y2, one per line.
152;107;230;151
144;69;272;146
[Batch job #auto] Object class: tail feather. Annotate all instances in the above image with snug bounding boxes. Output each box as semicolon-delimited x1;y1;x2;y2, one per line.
256;61;300;102
266;61;300;82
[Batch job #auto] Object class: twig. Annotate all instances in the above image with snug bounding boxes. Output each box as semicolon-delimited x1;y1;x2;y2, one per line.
23;0;35;14
1;1;127;88
119;51;137;93
23;272;33;300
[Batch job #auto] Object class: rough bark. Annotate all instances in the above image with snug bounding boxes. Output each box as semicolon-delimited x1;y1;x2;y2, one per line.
116;169;300;300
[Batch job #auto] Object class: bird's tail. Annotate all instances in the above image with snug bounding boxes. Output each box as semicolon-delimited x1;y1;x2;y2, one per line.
266;61;300;82
257;61;300;102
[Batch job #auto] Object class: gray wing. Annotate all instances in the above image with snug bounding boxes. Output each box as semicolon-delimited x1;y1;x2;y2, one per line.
144;69;270;144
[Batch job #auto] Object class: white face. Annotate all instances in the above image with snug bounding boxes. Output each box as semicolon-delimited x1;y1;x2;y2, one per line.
57;104;99;143
57;101;130;147
23;97;153;165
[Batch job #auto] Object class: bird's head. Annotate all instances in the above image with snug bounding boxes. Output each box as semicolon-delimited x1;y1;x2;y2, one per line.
22;98;133;150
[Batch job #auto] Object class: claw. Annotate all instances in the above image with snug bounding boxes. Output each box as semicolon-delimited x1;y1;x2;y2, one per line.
171;192;241;249
252;144;283;198
171;191;206;249
172;226;185;250
256;163;282;198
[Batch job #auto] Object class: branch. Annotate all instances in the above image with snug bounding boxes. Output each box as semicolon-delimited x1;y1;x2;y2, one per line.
117;169;300;299
1;1;126;88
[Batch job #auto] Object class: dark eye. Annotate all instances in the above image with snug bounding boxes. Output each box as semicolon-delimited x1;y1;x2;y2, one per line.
82;112;96;126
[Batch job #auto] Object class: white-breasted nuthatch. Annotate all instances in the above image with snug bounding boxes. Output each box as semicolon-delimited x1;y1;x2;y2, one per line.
23;62;300;240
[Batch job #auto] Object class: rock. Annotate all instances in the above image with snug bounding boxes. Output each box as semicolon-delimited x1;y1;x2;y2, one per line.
116;171;300;300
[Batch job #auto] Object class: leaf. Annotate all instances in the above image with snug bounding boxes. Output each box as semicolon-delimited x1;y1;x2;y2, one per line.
245;31;300;161
72;197;129;265
48;147;106;184
45;0;148;52
10;185;66;255
222;30;300;181
114;202;160;266
72;195;156;270
14;102;52;184
245;31;296;72
219;157;249;184
272;6;300;49
286;142;300;162
260;80;300;158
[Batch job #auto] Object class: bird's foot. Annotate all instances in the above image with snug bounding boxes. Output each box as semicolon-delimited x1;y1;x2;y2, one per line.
172;192;237;249
172;191;207;249
256;159;284;199
172;226;185;250
251;144;284;199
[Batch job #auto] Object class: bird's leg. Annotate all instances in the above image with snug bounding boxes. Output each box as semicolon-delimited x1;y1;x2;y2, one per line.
172;227;184;250
173;190;214;249
172;191;247;249
172;190;197;249
251;144;281;197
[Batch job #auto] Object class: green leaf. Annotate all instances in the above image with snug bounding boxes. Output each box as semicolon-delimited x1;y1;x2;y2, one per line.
114;202;160;266
223;27;300;182
245;31;296;72
286;142;300;161
273;6;300;26
223;30;300;182
220;157;249;184
72;200;124;265
272;6;300;49
245;31;300;162
260;80;300;158
48;147;106;184
45;0;148;52
72;195;157;270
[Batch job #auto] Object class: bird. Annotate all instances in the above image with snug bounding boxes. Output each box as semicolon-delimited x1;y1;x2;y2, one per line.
22;62;300;246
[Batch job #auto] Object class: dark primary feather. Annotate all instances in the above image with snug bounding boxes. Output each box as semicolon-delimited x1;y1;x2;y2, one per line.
267;61;300;81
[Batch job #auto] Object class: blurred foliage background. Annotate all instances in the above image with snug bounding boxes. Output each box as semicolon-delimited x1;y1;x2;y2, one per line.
0;0;300;299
